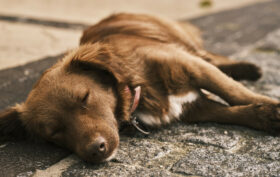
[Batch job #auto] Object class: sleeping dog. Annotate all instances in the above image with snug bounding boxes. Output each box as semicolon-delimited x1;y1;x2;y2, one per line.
0;13;279;163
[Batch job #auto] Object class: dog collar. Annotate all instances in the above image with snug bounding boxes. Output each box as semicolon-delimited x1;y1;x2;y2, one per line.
125;86;150;135
129;86;141;113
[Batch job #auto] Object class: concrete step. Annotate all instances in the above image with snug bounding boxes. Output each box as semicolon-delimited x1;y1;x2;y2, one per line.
0;21;80;70
0;0;268;24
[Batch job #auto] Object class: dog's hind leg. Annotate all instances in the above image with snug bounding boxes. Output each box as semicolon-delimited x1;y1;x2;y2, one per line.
151;45;277;106
200;52;262;81
176;52;277;106
141;44;276;105
181;96;280;134
177;22;262;81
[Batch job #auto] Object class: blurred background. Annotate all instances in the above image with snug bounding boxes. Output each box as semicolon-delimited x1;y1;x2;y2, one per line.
0;0;267;70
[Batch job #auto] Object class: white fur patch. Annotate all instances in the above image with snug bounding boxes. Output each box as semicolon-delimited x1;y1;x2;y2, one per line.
168;91;199;119
137;91;199;126
137;113;161;126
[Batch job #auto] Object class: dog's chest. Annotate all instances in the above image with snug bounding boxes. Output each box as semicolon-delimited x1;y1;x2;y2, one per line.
137;91;199;126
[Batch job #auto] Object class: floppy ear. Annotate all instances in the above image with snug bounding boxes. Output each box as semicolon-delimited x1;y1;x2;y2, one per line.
68;44;126;83
66;44;138;123
0;104;27;140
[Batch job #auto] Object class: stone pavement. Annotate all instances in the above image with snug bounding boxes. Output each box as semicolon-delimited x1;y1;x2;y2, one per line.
1;0;280;176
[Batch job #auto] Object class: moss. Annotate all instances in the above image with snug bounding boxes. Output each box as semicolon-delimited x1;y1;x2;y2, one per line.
200;0;213;8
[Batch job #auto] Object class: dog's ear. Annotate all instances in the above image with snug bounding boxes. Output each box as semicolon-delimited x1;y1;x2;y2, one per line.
0;104;27;140
66;44;136;122
67;44;126;84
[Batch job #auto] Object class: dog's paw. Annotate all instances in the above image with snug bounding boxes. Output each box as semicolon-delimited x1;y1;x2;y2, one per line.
253;103;280;134
220;62;262;81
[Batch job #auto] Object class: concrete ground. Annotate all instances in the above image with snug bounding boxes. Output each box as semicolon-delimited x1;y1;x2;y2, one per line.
1;0;280;176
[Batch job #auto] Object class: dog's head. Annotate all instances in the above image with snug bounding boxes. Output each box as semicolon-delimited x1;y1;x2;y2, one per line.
0;44;134;163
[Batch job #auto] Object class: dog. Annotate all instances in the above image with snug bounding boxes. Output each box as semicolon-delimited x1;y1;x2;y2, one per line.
0;13;280;163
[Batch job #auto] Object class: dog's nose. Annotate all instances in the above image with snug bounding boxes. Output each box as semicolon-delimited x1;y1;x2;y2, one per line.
88;137;107;157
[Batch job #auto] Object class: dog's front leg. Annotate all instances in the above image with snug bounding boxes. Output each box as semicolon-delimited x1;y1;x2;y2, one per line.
182;97;280;134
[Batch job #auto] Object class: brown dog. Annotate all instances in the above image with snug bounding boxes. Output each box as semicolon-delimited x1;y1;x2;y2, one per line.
0;13;280;163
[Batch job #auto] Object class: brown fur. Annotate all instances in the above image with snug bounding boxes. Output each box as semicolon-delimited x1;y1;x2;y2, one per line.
0;13;279;163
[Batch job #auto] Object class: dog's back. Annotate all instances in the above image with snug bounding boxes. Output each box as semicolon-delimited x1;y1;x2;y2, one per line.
80;13;203;53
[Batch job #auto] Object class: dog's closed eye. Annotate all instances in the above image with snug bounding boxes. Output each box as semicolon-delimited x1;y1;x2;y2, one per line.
80;91;90;110
81;91;89;103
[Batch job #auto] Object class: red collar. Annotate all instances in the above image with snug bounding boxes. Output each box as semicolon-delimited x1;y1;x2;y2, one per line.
124;85;149;135
124;85;141;113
